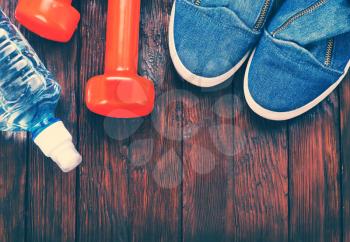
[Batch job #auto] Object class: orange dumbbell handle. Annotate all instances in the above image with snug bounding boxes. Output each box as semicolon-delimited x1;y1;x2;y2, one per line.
105;0;141;74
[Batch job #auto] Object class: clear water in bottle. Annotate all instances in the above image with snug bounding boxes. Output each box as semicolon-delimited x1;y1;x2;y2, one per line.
0;9;81;172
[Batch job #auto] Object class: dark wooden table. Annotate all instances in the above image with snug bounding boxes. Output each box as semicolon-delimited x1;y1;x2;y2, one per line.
1;1;350;241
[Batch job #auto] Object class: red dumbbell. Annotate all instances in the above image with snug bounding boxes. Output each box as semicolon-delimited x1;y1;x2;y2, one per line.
15;0;80;42
85;0;155;118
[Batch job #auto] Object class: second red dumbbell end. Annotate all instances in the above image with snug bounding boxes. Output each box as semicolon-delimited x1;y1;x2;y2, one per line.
15;0;80;43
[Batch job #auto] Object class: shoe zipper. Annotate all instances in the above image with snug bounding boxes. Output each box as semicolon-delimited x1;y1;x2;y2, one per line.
253;0;273;31
271;0;328;37
194;0;201;6
324;38;334;66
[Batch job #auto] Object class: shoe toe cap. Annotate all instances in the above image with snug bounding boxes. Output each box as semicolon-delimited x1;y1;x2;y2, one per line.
246;31;340;113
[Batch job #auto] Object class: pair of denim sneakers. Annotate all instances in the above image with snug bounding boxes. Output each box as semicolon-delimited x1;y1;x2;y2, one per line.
169;0;350;120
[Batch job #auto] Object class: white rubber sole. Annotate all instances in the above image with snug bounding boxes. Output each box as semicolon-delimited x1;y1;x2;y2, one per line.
244;49;350;121
168;1;250;88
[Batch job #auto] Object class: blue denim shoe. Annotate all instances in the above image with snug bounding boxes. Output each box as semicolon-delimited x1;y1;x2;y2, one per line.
169;0;275;87
245;0;350;120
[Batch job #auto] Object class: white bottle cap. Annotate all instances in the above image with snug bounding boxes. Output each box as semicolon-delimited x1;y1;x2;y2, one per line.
34;121;82;172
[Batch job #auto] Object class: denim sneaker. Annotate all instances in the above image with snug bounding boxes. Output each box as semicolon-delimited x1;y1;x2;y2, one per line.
169;0;275;87
244;0;350;120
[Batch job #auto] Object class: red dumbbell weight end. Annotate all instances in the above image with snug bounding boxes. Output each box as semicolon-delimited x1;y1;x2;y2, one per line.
15;0;80;42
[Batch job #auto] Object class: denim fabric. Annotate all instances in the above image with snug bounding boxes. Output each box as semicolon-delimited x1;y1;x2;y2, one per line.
173;0;275;78
268;0;350;45
247;0;350;113
227;0;275;28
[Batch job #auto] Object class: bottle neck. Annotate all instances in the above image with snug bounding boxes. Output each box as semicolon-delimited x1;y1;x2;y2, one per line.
30;115;60;140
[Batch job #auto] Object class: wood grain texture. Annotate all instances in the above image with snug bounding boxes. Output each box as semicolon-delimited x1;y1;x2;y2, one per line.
289;93;341;242
232;71;289;242
0;2;27;242
128;1;181;241
0;0;349;241
340;74;350;242
77;1;129;241
182;84;234;242
0;133;26;242
24;8;79;242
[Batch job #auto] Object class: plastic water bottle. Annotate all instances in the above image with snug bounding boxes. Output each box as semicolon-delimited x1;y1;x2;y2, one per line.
0;9;82;172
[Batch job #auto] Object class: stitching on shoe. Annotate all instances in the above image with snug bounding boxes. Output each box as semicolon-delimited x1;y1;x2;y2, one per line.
266;31;343;75
271;0;329;36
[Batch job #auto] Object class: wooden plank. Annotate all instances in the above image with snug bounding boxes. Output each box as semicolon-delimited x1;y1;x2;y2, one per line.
182;86;234;242
0;133;26;242
128;1;181;241
289;93;341;242
24;5;80;242
340;74;350;242
232;71;289;242
77;1;129;241
0;2;27;242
